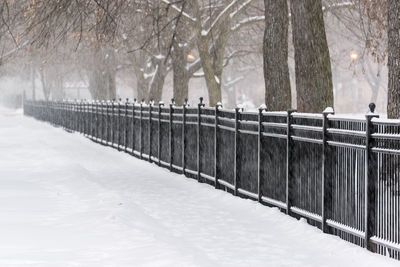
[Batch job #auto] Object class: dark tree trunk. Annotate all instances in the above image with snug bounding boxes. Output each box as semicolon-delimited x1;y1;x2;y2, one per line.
388;0;400;118
290;0;333;113
263;0;291;110
172;43;190;106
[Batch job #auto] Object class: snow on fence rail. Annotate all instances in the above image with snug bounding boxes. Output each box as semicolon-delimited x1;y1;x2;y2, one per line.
23;98;400;260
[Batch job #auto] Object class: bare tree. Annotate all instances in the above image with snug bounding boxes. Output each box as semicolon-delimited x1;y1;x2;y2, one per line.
290;0;333;112
388;0;400;118
263;0;291;110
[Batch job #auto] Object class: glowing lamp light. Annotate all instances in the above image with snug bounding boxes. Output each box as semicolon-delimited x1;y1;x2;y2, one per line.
187;54;195;61
350;51;358;60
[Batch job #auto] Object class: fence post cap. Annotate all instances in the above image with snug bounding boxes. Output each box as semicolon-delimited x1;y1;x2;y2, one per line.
323;107;334;115
287;109;296;114
184;98;188;106
258;104;267;111
159;101;164;107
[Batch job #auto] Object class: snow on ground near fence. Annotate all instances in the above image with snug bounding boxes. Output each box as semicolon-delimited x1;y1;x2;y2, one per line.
0;108;398;267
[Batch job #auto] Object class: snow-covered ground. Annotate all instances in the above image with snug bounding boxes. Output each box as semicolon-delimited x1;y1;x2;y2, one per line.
0;108;398;267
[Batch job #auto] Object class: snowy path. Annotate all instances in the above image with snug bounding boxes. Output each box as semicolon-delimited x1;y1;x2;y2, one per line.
0;109;398;267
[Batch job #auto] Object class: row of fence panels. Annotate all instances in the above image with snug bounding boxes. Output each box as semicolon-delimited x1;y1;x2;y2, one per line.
23;99;400;260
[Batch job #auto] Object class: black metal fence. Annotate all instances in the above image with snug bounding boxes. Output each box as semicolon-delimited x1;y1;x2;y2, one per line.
23;98;400;259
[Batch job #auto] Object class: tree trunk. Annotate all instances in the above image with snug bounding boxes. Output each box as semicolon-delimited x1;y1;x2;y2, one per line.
39;68;50;101
290;0;333;113
31;65;36;101
197;37;222;107
148;61;167;102
136;72;148;101
172;42;190;106
88;48;117;100
263;0;291;111
388;0;400;118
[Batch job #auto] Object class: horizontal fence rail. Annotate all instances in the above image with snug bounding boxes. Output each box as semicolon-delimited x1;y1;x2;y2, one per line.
23;98;400;260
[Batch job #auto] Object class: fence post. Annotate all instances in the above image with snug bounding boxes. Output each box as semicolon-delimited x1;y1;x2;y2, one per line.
106;101;110;144
169;99;175;171
125;98;129;152
258;104;267;202
365;103;379;251
95;101;98;139
83;100;86;136
322;107;335;233
215;102;222;189
149;99;154;163
197;97;204;182
132;99;136;153
100;100;104;143
182;99;188;176
286;109;296;215
111;100;115;145
234;107;241;196
140;99;144;159
117;99;122;150
158;101;164;165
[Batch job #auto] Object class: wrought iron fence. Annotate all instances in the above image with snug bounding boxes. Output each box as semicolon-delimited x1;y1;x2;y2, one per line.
23;98;400;259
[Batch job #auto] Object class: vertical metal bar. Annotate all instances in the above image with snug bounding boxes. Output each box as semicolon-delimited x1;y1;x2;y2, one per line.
149;100;153;163
117;99;121;150
258;105;266;202
158;102;164;166
140;100;143;159
322;108;334;233
365;110;379;251
169;99;175;171
234;107;240;196
197;97;204;182
183;99;188;176
214;102;222;189
111;100;115;145
132;99;136;153
125;99;129;152
286;109;296;215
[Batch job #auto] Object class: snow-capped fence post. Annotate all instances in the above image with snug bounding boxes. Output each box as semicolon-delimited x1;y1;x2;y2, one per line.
214;102;222;189
158;101;164;166
83;100;87;137
124;98;129;152
169;99;175;171
149;99;153;163
117;99;122;150
182;99;188;176
234;107;241;196
197;97;204;182
286;109;296;215
90;100;94;138
131;99;136;153
74;99;78;132
322;107;335;233
80;100;84;134
100;101;104;143
365;103;379;252
111;100;115;145
106;101;110;144
258;104;267;202
139;99;144;159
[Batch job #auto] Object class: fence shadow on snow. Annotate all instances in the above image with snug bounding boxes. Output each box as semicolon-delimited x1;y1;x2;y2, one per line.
23;98;400;260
